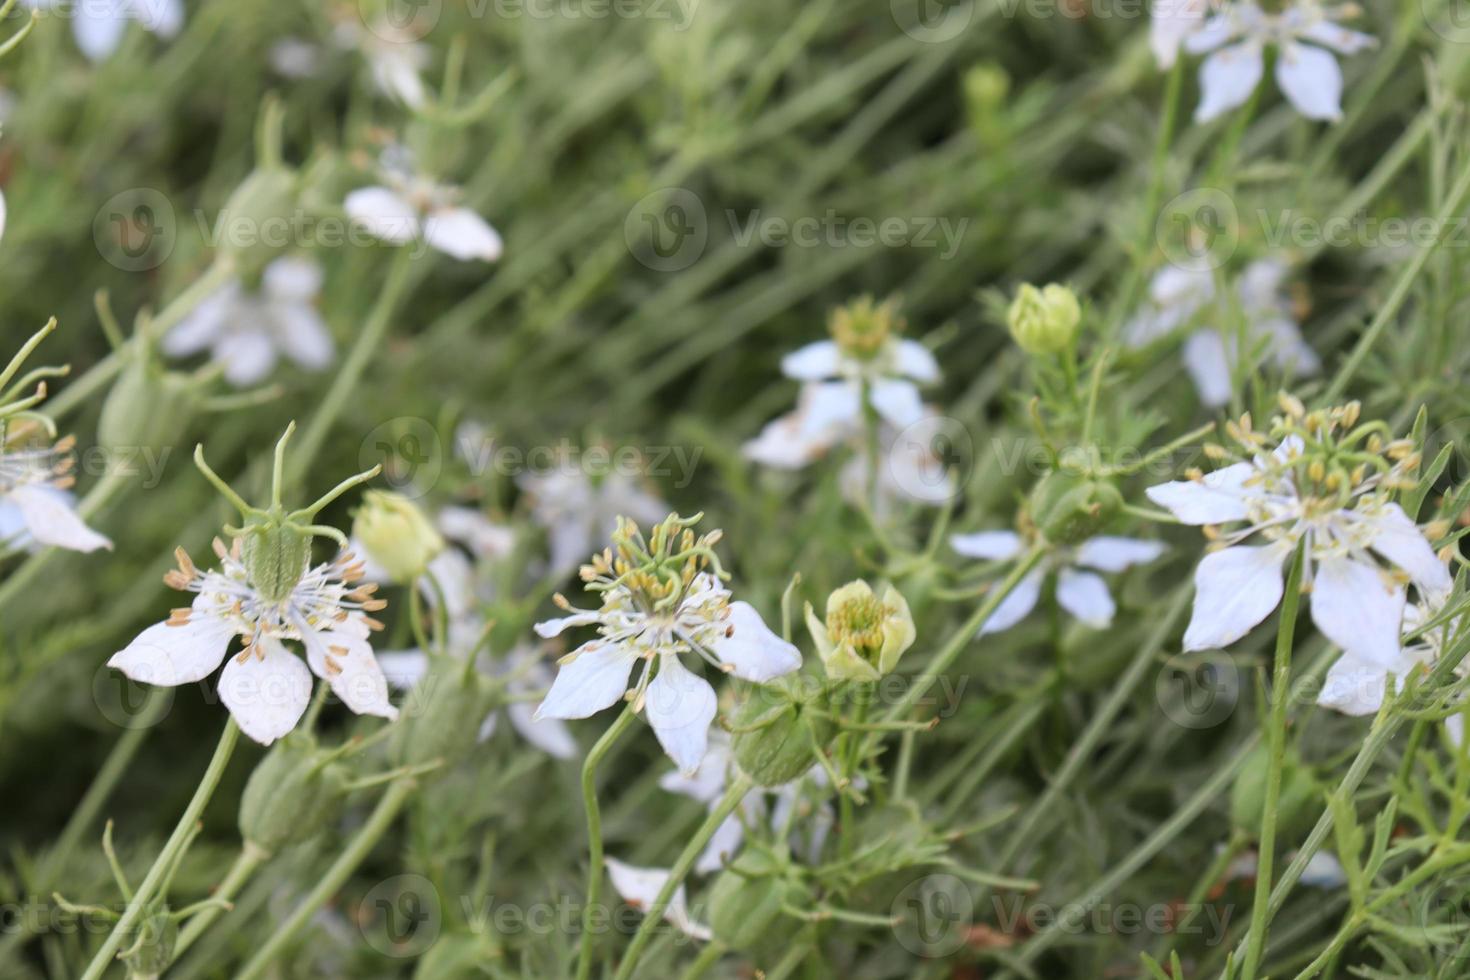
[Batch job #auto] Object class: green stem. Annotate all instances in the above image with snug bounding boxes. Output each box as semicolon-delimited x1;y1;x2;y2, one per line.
78;719;239;980
677;939;726;980
611;774;754;980
233;776;417;980
1240;543;1306;980
575;704;639;980
169;841;269;961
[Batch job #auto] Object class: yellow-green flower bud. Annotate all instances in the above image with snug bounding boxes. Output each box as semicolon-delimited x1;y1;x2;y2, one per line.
1007;283;1080;355
730;675;834;787
352;490;445;582
805;580;915;682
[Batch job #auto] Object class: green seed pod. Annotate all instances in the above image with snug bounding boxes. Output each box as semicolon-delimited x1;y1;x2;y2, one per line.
1028;469;1122;546
389;658;495;770
1230;743;1320;843
707;850;806;958
120;906;177;979
97;351;198;455
241;523;311;604
730;675;834;787
237;732;348;854
218;168;298;277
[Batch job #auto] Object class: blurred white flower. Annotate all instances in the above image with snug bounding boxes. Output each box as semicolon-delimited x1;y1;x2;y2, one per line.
778;325;939;438
1124;260;1319;408
268;37;323;79
163;257;334;388
1148;426;1449;666
24;0;184;62
604;858;712;942
0;439;112;553
951;531;1165;634
345;148;502;262
520;467;665;578
108;540;397;745
333;17;430;109
1163;1;1375;123
534;519;800;774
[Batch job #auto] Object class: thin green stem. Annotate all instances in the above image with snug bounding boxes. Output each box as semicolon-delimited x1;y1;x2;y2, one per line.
1241;543;1307;980
611;774;754;980
575;704;639;980
169;841;269;961
78;719;239;980
234;776;417;980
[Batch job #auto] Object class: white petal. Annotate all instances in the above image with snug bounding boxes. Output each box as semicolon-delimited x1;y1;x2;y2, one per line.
1316;652;1393;717
780;341;842;381
1074;536;1167;572
950;530;1024;561
1195;42;1265;124
1182;11;1240;55
108;614;235;686
893;340;940;383
8;484;112;552
1368;503;1452;597
658;737;730;803
345;187;420;244
1055;569;1117;628
605;859;712;942
161;283;237;357
376;650;430;690
645;657;718;775
263;256;323;302
1310;556;1405;670
73;5;129;60
1237;259;1288;311
1145;462;1256;525
1182;330;1235;408
742;411;832;469
424;207;504;262
1183;544;1288;651
269;302;335;372
868;379;925;429
437;507;515;559
217;640;313;746
1150;0;1207;68
696;809;747;874
505;701;579;759
1299;852;1347;889
797;381;862;440
979;568;1045;636
1275;42;1344;122
710;601;802;682
1297;20;1375;55
303;629;399;720
215;329;278;387
1447;713;1465;748
141;0;184;37
534;644;637;720
534;610;601;638
372;55;428;109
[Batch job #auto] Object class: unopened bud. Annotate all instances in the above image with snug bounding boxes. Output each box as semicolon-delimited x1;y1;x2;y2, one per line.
1007;283;1080;355
352;490;445;582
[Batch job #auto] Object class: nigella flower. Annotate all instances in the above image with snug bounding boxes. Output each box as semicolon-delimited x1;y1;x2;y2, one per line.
162;257;334;387
950;530;1165;634
24;0;183;62
0;435;112;553
331;15;431;109
1147;401;1450;667
345;147;503;262
519;463;666;579
1167;1;1376;123
109;539;397;744
775;296;939;438
604;859;712;942
1124;260;1319;408
533;515;801;774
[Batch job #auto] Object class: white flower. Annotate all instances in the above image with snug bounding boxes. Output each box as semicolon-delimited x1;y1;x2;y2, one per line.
0;438;112;553
519;468;666;578
24;0;183;62
1124;260;1319;408
162;257;334;388
332;17;431;109
950;531;1165;634
1224;846;1345;888
534;519;801;774
345;148;502;262
604;858;712;942
268;37;323;79
1178;1;1375;123
660;731;832;873
1151;0;1210;69
108;540;397;745
778;328;938;438
1148;418;1450;667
